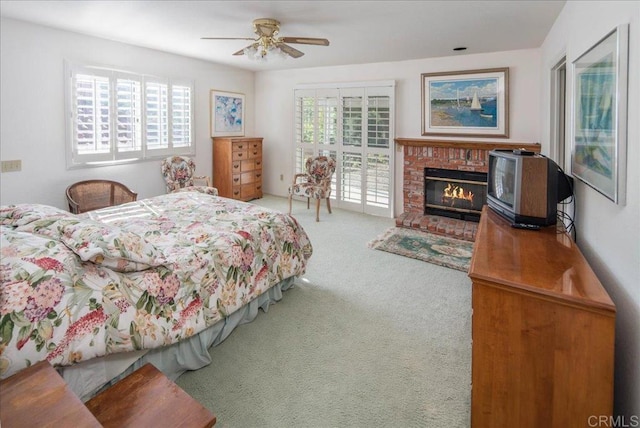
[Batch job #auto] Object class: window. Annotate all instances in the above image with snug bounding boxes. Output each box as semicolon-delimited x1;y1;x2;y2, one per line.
294;82;395;217
65;62;194;168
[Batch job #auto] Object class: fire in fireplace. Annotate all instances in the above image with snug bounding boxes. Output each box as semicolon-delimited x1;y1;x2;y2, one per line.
424;168;487;221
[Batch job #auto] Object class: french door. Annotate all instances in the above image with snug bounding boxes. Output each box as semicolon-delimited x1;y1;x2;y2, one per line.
294;82;395;217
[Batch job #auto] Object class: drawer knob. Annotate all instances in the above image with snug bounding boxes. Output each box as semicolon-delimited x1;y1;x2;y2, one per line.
233;164;239;169
233;178;239;183
256;173;261;178
238;145;243;149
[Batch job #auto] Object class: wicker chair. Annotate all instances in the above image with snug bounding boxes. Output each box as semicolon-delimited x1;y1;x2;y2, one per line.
66;180;138;214
288;156;337;222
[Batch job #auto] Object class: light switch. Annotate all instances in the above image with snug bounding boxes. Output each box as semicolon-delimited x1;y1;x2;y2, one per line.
1;160;22;173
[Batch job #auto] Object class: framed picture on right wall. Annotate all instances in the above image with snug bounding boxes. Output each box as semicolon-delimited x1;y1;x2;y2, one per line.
571;23;629;205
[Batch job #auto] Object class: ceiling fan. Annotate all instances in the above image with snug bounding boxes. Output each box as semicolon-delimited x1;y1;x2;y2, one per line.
201;18;330;59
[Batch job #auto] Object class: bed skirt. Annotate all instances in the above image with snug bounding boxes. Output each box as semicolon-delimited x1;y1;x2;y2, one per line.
60;277;296;401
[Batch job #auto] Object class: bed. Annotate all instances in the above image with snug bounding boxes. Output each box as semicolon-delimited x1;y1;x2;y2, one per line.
0;191;312;399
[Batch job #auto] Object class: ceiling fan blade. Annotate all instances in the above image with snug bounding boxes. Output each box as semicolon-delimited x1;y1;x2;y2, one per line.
276;43;305;58
233;43;258;56
201;37;256;41
280;37;330;46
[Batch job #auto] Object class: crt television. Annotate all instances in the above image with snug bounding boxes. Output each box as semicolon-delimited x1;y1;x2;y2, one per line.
487;150;573;226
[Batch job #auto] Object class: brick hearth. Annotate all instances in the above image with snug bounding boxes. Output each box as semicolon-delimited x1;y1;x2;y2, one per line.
395;212;478;241
394;139;541;241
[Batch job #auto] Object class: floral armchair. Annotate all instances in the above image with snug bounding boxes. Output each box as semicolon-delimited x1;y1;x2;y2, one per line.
288;156;336;222
161;156;218;196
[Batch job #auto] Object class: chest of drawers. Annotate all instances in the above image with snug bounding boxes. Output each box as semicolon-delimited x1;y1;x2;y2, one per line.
212;137;263;201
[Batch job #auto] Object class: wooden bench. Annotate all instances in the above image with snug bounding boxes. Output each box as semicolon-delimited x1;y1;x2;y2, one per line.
85;363;216;427
0;361;101;427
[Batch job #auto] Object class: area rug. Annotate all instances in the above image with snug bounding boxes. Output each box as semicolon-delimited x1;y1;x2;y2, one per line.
368;227;474;272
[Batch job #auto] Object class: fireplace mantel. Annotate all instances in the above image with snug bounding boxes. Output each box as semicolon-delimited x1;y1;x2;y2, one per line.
395;138;541;151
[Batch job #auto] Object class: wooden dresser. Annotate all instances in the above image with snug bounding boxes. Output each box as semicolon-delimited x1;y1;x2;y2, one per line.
212;137;263;201
468;206;615;428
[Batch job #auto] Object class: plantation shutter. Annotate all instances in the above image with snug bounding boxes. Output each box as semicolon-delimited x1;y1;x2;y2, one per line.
71;68;113;163
145;79;169;151
365;90;392;210
171;84;193;148
114;73;143;158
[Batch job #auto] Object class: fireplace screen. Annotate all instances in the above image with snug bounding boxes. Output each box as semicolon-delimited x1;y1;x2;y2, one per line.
424;168;487;221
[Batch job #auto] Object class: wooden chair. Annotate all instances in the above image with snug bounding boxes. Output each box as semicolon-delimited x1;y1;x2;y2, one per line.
288;156;337;222
66;180;137;214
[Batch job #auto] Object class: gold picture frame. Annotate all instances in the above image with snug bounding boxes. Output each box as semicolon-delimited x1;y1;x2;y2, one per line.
421;68;509;138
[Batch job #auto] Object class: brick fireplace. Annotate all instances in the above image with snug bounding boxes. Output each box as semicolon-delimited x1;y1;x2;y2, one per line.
394;138;540;240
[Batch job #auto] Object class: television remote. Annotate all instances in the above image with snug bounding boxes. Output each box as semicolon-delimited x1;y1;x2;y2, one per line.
511;223;541;231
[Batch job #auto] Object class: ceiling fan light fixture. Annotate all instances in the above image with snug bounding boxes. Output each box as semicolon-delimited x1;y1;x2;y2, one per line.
267;44;288;60
244;43;287;62
243;45;258;59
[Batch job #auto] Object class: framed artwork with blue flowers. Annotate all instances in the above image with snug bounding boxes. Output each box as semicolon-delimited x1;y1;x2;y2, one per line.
210;90;245;137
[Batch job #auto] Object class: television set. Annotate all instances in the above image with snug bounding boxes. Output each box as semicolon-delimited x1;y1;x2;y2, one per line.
487;150;573;226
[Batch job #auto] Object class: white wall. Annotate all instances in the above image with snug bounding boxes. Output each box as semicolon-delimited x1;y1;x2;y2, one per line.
0;18;254;208
254;49;542;216
540;1;639;419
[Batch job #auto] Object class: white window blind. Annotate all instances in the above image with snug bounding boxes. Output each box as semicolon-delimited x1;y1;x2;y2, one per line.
145;80;169;151
172;85;192;148
115;76;142;156
65;61;194;168
73;71;112;161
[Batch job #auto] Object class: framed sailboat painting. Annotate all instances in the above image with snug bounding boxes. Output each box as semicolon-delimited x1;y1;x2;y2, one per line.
571;24;628;205
421;68;509;137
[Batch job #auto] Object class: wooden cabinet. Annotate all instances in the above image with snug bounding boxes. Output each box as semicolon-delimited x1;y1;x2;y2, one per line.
212;137;263;201
468;206;615;428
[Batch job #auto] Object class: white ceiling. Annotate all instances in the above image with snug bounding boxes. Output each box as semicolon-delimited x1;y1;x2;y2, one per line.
0;1;566;72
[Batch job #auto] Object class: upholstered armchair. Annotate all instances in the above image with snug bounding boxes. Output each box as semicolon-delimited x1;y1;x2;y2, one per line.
66;180;137;214
161;156;218;196
288;156;337;222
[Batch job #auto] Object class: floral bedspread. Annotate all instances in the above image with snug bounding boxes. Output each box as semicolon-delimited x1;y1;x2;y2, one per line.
0;192;312;379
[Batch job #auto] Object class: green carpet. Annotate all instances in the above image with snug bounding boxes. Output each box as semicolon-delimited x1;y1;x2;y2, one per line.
368;227;474;272
176;195;471;427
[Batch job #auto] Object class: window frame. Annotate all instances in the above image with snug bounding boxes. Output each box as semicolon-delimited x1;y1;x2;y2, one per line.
64;61;195;169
